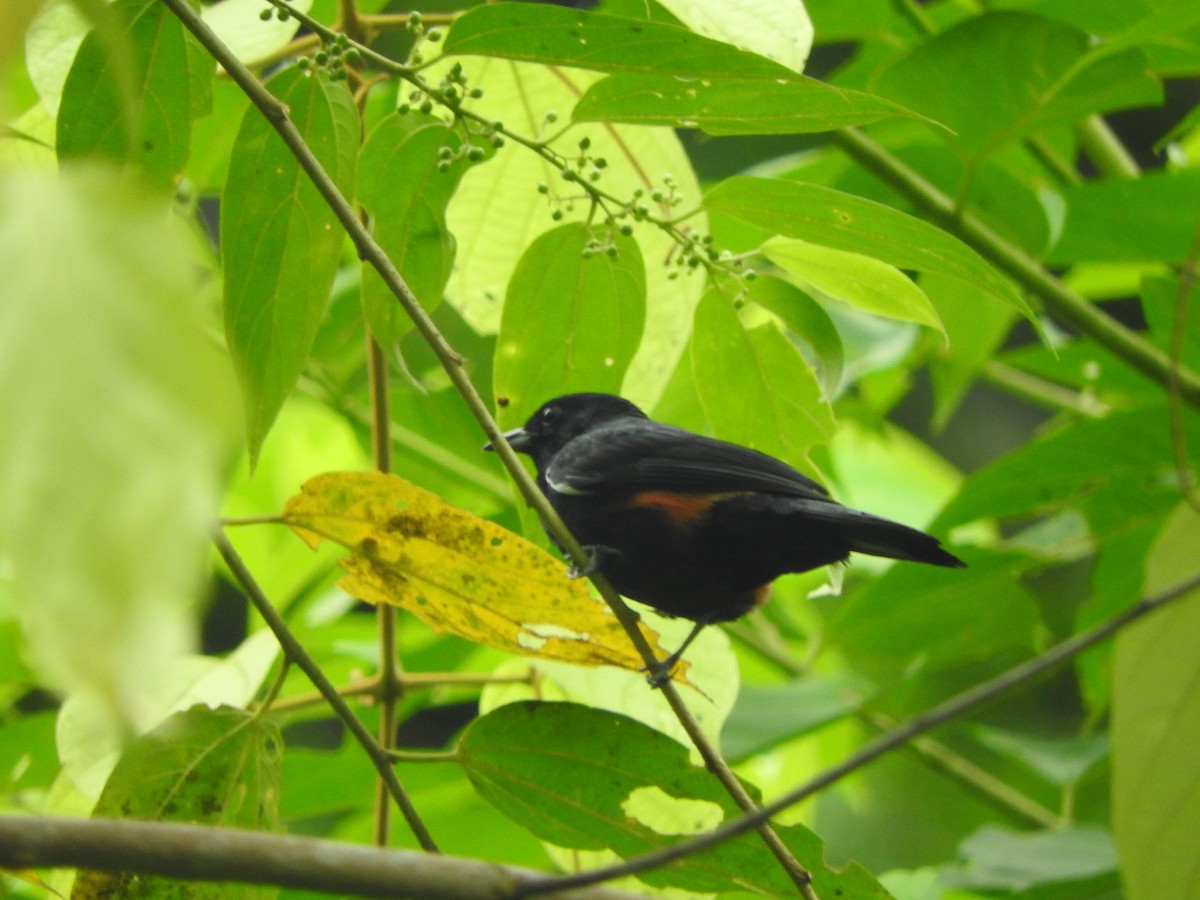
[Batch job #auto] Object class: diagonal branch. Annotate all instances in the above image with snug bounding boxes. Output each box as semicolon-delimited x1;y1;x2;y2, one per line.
163;0;813;893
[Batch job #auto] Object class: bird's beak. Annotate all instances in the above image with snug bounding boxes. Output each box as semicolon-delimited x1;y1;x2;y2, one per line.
483;427;533;454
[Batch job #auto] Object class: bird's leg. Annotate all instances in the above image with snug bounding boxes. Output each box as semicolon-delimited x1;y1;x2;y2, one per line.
644;618;708;688
566;544;620;579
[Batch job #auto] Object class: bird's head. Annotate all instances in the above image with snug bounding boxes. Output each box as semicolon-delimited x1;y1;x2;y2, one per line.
484;393;646;469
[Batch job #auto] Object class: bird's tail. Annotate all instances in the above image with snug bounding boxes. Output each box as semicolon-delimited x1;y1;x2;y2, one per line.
802;502;965;568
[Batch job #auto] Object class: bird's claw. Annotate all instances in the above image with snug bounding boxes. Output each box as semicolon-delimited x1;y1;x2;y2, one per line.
566;545;617;579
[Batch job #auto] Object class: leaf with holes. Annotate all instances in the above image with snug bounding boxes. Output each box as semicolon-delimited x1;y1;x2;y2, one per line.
459;700;891;897
72;705;282;899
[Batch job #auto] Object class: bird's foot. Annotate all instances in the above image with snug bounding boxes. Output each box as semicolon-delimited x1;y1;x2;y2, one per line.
641;654;681;689
640;620;707;688
566;544;619;579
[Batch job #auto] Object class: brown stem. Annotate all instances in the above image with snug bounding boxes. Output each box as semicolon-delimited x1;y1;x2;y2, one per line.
213;530;439;853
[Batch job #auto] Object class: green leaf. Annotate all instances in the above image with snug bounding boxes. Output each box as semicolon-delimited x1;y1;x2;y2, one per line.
705;176;1030;320
1142;275;1200;370
55;631;281;801
434;58;702;410
934;406;1200;530
56;0;213;180
721;673;874;762
72;706;282;900
1024;0;1200;73
924;271;1015;429
876;12;1161;160
945;825;1118;891
1112;503;1200;900
1048;169;1200;264
761;236;945;335
575;73;923;135
0;165;237;734
653;0;813;74
24;0;92;116
494;222;646;427
747;275;844;399
358;116;469;347
200;0;310;66
691;289;835;478
443;3;797;79
826;549;1039;687
459;700;892;897
972;726;1108;787
221;66;358;467
444;0;908;136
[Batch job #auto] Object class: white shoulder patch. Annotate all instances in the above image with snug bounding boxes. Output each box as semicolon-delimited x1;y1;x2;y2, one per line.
546;474;587;496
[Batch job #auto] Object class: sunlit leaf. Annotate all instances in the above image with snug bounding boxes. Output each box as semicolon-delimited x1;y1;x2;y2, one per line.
1112;503;1200;900
691;288;835;478
56;630;281;801
436;59;703;409
705;176;1031;320
283;471;681;677
494;222;646;426
762;236;944;335
24;0;91;116
358;116;469;347
57;0;213;180
443;3;796;79
201;0;311;66
222;66;358;467
654;0;813;74
480;612;739;761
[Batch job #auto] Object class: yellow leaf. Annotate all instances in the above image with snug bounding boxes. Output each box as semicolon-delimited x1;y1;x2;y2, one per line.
283;471;685;679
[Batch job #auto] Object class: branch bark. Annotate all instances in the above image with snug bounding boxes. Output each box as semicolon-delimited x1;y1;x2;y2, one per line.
0;816;644;900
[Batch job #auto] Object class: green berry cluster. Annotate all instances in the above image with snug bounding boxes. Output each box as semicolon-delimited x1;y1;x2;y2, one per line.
403;12;442;66
294;31;358;80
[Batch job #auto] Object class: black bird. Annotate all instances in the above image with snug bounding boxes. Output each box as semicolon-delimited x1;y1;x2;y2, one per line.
488;393;964;677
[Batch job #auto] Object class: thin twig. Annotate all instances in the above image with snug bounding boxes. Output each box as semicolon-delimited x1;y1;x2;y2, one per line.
1075;116;1140;180
520;570;1200;894
727;618;1065;829
164;0;810;890
367;334;399;847
213;530;440;853
983;360;1110;418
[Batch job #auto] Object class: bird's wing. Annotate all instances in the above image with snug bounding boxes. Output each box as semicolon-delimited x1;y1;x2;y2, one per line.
545;421;831;500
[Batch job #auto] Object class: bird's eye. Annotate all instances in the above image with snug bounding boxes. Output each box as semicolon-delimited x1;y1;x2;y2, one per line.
540;406;560;423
